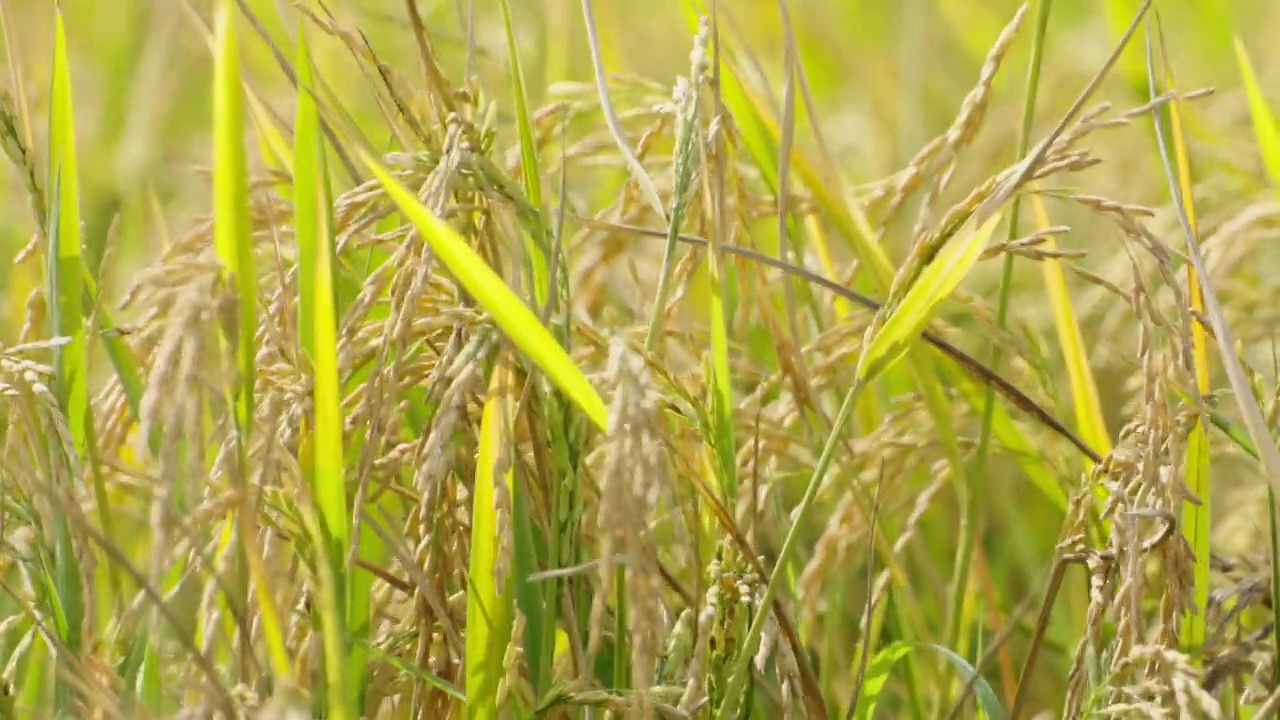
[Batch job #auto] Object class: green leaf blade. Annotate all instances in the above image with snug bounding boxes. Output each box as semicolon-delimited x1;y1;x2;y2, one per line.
1234;36;1280;190
294;23;355;716
497;0;550;310
47;9;87;455
45;17;88;696
856;641;1003;720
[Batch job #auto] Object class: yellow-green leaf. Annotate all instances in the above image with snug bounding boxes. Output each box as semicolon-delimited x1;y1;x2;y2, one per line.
856;212;1005;385
296;22;348;556
213;0;257;436
360;150;608;432
47;9;87;455
1158;35;1212;660
497;0;550;310
212;0;292;688
295;23;352;716
467;359;518;720
1234;36;1280;190
45;17;88;695
1031;194;1111;465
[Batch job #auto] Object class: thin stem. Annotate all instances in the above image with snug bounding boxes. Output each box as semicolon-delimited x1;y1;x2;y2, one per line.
713;377;867;720
578;0;667;222
950;1;1053;706
975;0;1053;537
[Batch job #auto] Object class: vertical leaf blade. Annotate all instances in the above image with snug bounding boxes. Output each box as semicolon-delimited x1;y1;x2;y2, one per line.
498;0;550;310
1234;36;1280;189
47;10;87;455
46;17;87;699
212;0;292;689
467;358;518;720
294;23;348;552
1031;194;1111;463
360;150;608;432
1154;30;1212;660
213;0;256;436
294;23;353;716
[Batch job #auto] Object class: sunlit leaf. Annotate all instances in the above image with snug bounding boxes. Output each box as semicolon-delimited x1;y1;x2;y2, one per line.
294;22;352;715
45;20;87;714
1031;194;1110;464
498;0;550;310
466;357;518;720
1234;36;1280;190
212;0;292;690
857;212;1005;385
360;149;608;432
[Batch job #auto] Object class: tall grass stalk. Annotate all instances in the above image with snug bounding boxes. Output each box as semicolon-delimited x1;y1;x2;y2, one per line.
714;210;1004;719
970;0;1053;634
43;10;88;714
211;0;292;691
1149;22;1214;662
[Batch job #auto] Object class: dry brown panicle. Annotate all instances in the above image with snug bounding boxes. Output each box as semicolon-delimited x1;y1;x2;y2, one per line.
1057;237;1206;716
1202;551;1276;701
589;336;669;717
1099;645;1222;719
794;402;926;631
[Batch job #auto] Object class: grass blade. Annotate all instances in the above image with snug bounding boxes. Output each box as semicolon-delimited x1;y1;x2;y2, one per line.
467;356;518;720
294;24;347;549
213;0;257;439
359;149;608;432
1147;17;1214;661
856;212;1005;385
47;9;87;456
712;210;1005;720
294;21;352;716
705;127;737;503
497;0;550;311
44;16;87;714
511;435;551;698
212;0;292;689
1145;20;1280;512
975;0;1052;492
1233;36;1280;190
1030;193;1111;463
855;641;1003;720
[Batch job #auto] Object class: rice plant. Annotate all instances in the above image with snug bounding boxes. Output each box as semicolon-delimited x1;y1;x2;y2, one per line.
2;1;1280;718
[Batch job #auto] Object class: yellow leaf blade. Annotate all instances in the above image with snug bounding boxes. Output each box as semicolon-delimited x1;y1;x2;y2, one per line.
467;359;517;720
1031;194;1111;463
856;212;1005;385
360;150;609;432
